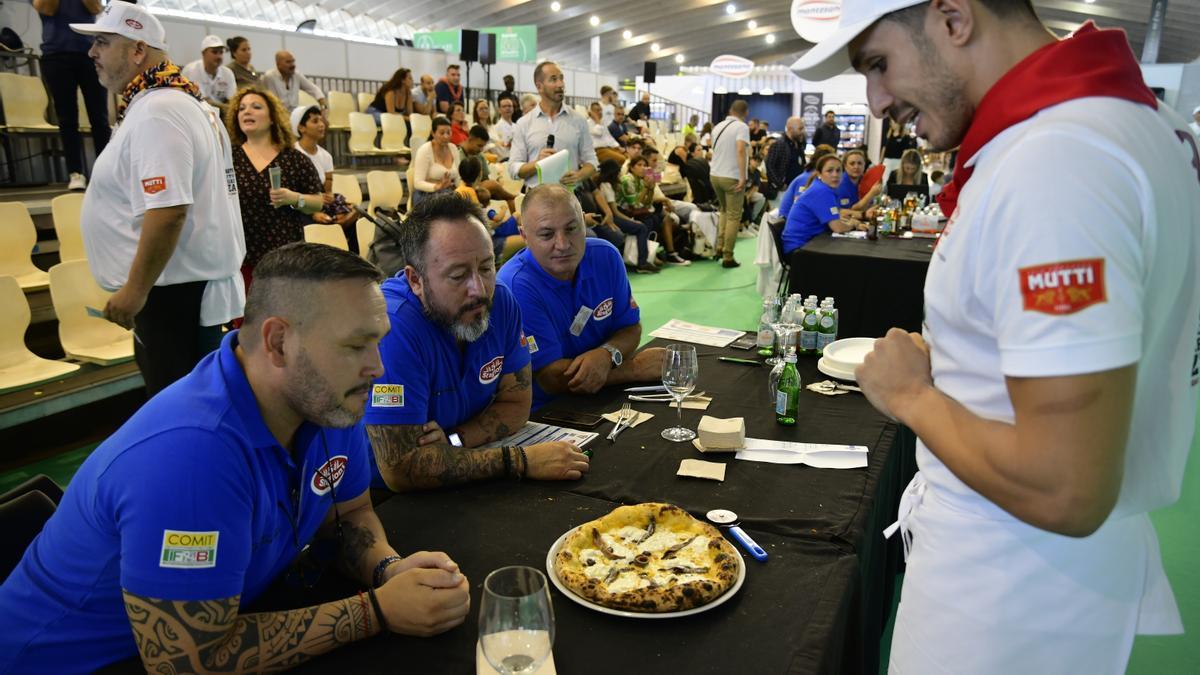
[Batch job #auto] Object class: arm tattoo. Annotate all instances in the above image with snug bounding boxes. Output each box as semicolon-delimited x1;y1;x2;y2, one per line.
336;521;376;581
366;424;504;491
123;591;372;673
471;365;532;443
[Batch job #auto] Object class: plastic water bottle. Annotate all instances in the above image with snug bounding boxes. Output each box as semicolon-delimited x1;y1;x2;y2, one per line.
816;302;837;356
757;299;777;356
775;353;800;426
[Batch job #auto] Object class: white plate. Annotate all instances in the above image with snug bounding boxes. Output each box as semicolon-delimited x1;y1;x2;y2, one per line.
817;357;858;382
821;337;876;371
544;527;746;619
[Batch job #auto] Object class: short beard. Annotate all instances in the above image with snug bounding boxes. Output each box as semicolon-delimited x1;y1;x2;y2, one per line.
284;346;362;428
422;283;493;343
888;11;974;151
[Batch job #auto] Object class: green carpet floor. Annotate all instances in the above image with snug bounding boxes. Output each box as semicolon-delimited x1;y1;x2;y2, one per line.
1;234;1195;673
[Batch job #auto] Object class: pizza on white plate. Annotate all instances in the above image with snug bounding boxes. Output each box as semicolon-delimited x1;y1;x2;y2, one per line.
552;502;740;613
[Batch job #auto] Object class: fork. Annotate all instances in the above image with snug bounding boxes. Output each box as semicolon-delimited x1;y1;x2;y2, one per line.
607;403;633;442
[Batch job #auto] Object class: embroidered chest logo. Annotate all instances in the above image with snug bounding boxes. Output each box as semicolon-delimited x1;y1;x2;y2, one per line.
311;455;348;496
141;176;166;194
1019;258;1107;315
593;298;614;320
479;356;504;384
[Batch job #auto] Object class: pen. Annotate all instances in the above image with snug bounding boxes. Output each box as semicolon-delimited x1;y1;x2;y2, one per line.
719;357;761;366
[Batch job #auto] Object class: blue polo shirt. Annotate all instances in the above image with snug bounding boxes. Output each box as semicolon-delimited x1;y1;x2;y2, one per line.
777;173;807;220
836;174;860;208
783;180;841;255
497;238;639;409
0;331;370;674
363;272;530;486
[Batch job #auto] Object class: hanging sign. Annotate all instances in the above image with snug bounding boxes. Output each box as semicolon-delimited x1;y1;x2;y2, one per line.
791;0;842;43
709;55;755;79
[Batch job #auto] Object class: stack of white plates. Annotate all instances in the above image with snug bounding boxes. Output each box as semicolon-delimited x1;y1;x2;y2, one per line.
817;337;875;382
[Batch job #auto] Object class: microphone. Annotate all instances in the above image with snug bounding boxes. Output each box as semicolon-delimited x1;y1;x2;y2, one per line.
546;134;555;149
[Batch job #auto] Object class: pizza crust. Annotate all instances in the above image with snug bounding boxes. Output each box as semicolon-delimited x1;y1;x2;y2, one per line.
553;503;740;612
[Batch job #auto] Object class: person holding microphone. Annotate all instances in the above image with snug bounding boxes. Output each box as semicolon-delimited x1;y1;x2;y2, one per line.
508;61;597;190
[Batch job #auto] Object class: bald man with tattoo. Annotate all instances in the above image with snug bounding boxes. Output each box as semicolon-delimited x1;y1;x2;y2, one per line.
0;244;470;673
363;194;589;491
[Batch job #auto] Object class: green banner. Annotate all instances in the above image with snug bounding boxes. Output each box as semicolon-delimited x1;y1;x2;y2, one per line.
413;26;537;63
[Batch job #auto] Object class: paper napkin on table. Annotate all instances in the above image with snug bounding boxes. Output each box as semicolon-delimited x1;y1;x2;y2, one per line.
697;416;745;449
601;409;653;427
677;458;726;481
692;438;739;454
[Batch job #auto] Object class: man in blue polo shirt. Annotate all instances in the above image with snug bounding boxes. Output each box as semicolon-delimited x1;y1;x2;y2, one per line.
364;194;589;491
497;184;664;409
0;244;470;674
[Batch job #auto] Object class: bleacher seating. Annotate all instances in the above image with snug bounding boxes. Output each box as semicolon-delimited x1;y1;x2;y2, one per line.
355;218;374;259
0;202;50;291
47;260;135;366
347;112;402;162
366;170;404;216
0;275;79;393
0;74;58;135
409;113;432;156
331;173;363;206
379;113;410;154
298;90;319;109
50;194;86;263
326;91;354;131
357;92;374;114
303;223;349;250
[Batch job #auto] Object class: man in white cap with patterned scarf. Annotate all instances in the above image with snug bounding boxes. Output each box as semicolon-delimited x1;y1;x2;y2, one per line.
71;1;246;396
793;1;1199;673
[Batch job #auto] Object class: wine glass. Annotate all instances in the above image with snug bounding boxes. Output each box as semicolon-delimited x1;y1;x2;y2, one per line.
762;296;783;365
661;343;698;442
480;566;555;675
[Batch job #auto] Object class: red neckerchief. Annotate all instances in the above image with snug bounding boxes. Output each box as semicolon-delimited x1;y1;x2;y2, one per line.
439;76;463;101
937;22;1157;217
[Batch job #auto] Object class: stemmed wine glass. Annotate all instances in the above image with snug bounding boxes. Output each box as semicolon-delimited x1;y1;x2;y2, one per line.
660;343;698;442
479;566;555;674
762;295;784;366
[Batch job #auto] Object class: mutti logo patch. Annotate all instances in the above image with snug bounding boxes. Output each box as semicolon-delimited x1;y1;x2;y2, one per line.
141;176;166;194
593;298;614;320
479;356;504;384
1019;258;1106;315
125;19;143;30
311;455;348;496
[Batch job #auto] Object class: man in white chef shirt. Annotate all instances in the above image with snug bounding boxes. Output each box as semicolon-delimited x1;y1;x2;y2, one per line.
180;35;236;112
71;3;246;396
793;1;1200;674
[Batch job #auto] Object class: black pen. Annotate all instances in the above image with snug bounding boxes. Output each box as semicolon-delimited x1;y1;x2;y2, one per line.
718;356;761;366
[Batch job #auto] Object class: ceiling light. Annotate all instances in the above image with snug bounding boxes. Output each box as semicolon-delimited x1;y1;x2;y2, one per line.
551;1;561;11
747;20;757;30
738;88;752;96
675;54;685;63
589;15;600;27
714;86;728;94
765;33;776;44
760;88;774;96
651;42;660;53
726;4;736;14
622;29;632;39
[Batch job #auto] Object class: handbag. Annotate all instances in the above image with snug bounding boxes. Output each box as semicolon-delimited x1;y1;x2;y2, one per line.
623;232;660;267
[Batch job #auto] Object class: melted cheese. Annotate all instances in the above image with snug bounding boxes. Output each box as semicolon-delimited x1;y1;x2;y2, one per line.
607;573;652;594
602;535;638;559
614;525;647;542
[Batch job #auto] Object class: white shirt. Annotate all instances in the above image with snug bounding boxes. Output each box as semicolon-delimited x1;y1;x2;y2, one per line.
507;104;598;187
82;88;246;325
490;118;516;159
412;141;460;193
1190;120;1200;138
180;60;237;104
709;115;750;180
295;142;334;182
589;118;620;149
260;68;324;110
600;102;614;127
922;97;1200;521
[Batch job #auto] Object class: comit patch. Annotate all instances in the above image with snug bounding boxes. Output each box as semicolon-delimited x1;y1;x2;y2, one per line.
372;384;404;408
160;530;218;569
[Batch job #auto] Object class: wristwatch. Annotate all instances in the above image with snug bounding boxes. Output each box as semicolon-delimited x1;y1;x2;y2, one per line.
600;343;623;367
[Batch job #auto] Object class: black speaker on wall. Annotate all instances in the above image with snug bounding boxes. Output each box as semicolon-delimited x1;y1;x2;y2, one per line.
643;61;657;83
479;32;497;65
460;29;480;62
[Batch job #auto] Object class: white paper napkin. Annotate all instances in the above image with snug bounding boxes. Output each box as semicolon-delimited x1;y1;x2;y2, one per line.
601;409;653;427
677;458;727;481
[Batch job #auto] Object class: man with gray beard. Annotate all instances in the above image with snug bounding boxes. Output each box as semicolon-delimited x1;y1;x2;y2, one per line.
364;194;589;492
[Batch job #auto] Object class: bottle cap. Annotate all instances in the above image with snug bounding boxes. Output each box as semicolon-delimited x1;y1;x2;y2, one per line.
785;353;797;363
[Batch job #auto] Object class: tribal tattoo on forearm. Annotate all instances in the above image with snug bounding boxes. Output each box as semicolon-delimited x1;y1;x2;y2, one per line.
122;591;372;674
366;424;504;490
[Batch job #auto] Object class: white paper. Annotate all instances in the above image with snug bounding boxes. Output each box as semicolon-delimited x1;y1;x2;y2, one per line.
735;438;868;469
649;319;745;348
536;149;571;185
497;422;598;449
831;231;868;239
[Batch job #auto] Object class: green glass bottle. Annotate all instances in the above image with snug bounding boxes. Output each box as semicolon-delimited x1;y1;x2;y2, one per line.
775;354;800;426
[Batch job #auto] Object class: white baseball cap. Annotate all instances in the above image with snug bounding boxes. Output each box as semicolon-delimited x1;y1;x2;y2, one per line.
70;2;168;52
790;0;925;81
201;35;225;52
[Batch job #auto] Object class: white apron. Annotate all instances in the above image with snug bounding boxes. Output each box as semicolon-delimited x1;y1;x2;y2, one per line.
885;471;1182;675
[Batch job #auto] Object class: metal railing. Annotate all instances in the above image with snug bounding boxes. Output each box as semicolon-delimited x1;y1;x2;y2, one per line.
632;89;710;135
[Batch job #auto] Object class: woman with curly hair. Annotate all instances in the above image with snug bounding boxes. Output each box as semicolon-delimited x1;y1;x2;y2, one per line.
225;86;324;286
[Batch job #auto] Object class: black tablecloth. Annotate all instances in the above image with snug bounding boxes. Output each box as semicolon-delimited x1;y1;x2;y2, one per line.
105;343;912;675
789;234;933;338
